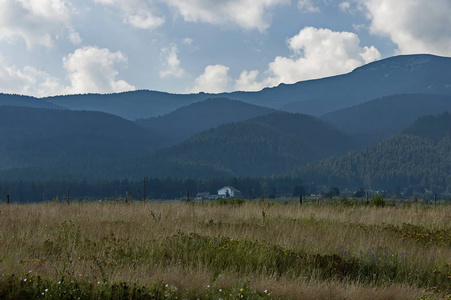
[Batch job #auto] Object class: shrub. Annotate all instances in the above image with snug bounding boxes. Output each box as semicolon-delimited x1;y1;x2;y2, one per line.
371;194;386;207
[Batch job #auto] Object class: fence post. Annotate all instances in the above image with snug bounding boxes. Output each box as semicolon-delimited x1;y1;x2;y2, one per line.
434;193;437;206
143;177;147;202
299;195;303;205
67;189;70;205
6;195;10;205
185;190;190;203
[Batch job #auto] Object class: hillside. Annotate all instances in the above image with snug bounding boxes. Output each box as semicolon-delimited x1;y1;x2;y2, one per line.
133;112;355;178
0;93;62;109
321;94;451;146
272;54;451;115
31;54;451;120
297;112;451;191
44;90;209;120
136;98;277;144
0;106;166;180
403;111;451;141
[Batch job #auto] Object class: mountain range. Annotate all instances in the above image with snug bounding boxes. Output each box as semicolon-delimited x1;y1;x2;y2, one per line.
2;54;450;120
1;54;451;195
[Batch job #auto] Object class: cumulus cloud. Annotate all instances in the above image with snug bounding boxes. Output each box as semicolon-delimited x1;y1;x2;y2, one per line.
298;0;320;13
236;27;381;90
0;0;80;48
267;27;381;85
360;0;451;56
164;0;290;32
94;0;164;29
235;70;265;92
190;65;231;93
360;46;381;64
159;46;185;78
0;46;135;96
0;55;63;96
63;46;135;94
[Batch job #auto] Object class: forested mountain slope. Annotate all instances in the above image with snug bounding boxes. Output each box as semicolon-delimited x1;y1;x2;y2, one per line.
0;106;166;180
136;98;277;144
132;112;355;178
297;112;451;192
0;93;62;109
321;94;451;146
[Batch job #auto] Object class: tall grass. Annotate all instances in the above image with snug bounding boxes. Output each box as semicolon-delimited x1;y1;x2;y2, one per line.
0;200;450;299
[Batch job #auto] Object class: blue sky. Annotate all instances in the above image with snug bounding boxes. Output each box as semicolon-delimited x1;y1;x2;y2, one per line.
0;0;450;97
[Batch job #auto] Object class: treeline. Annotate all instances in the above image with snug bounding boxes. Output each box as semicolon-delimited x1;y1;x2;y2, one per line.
0;177;306;203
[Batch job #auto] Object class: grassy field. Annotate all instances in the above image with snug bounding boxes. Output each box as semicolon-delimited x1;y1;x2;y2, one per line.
0;199;450;299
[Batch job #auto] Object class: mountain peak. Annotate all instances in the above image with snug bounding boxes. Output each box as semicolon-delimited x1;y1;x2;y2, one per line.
352;54;447;73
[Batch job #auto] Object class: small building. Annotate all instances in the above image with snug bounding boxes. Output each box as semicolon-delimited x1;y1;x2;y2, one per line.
195;192;210;200
217;186;242;198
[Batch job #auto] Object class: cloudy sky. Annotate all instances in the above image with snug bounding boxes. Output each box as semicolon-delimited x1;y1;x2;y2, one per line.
0;0;450;97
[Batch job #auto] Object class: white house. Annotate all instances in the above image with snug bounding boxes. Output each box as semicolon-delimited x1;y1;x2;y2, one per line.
217;186;242;198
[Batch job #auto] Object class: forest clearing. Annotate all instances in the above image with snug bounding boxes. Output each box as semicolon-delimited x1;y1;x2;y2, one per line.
0;200;450;299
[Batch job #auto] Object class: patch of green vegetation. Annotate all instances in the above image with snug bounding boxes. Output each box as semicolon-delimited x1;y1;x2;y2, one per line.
0;273;273;300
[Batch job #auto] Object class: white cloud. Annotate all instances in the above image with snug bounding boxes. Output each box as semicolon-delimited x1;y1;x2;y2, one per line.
63;46;135;94
236;27;381;90
182;38;193;45
298;0;320;13
94;0;164;29
126;12;164;29
69;31;82;45
235;70;265;92
0;0;80;48
0;55;63;96
0;46;135;96
164;0;290;32
190;65;231;93
361;0;451;56
360;46;381;64
352;23;365;31
159;46;185;78
339;1;350;12
267;27;381;85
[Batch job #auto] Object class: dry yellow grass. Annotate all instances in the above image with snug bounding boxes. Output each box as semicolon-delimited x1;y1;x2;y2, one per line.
0;201;450;299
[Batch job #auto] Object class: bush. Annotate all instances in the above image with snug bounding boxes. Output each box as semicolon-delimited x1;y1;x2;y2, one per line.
371;194;386;207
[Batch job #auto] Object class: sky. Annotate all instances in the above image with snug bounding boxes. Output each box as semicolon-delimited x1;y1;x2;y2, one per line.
0;0;450;97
